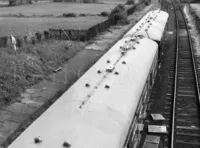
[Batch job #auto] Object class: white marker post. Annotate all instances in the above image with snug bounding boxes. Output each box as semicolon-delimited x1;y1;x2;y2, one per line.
10;34;17;52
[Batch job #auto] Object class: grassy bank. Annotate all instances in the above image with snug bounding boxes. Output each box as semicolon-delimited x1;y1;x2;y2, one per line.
0;40;85;105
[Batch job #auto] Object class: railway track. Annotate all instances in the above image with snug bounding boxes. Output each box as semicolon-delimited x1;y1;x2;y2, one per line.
170;1;200;148
139;1;200;148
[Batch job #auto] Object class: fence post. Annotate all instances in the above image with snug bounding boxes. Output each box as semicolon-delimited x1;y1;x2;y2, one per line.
60;29;62;40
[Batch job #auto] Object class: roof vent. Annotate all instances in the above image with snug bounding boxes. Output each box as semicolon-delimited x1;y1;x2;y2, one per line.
97;70;102;74
106;64;115;72
114;71;119;75
63;141;71;147
34;137;43;144
105;84;110;89
107;60;110;63
85;83;90;87
122;61;126;64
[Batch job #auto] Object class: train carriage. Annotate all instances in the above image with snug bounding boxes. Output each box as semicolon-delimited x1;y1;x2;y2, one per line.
7;9;169;148
123;10;169;42
8;36;158;148
123;9;169;64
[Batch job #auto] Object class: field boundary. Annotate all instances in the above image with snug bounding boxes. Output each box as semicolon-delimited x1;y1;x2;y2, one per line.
0;0;145;48
49;0;145;41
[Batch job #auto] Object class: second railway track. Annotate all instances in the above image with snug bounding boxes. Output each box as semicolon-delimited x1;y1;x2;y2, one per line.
171;2;200;148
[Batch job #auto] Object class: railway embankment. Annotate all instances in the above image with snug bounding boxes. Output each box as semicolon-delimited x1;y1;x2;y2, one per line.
184;4;200;56
184;4;200;83
0;1;160;147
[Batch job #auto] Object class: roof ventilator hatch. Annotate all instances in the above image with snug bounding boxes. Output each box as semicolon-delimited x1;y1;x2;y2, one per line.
63;141;71;147
34;136;43;144
120;35;143;54
106;64;115;72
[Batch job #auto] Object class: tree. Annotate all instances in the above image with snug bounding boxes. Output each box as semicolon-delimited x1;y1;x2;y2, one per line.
126;0;134;4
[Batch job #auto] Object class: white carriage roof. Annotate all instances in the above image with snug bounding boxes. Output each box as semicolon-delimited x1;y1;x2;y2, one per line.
123;9;169;41
8;35;158;148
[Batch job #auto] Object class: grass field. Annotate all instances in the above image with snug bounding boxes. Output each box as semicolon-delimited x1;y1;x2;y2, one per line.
0;16;106;36
0;2;125;36
0;2;119;17
99;0;127;4
0;0;127;6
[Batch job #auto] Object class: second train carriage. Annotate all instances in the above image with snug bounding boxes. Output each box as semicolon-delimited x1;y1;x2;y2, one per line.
123;9;169;42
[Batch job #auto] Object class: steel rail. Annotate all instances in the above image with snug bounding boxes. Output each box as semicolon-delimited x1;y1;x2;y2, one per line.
170;1;178;148
170;1;200;148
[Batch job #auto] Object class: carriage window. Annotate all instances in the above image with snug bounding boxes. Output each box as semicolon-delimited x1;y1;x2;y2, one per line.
150;72;153;86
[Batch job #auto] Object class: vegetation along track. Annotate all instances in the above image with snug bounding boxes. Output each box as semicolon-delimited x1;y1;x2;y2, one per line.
170;1;200;148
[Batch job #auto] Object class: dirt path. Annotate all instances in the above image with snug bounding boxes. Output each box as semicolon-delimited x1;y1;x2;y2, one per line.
0;1;160;147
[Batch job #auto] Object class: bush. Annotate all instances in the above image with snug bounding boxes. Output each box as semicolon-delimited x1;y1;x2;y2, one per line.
18;13;24;17
126;0;134;5
117;19;130;25
79;13;86;17
9;0;16;6
31;37;36;45
0;36;8;48
27;0;32;4
16;36;23;47
83;0;94;3
44;31;50;40
35;32;42;42
63;13;76;17
100;11;109;17
144;0;151;5
109;4;127;23
115;4;126;12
